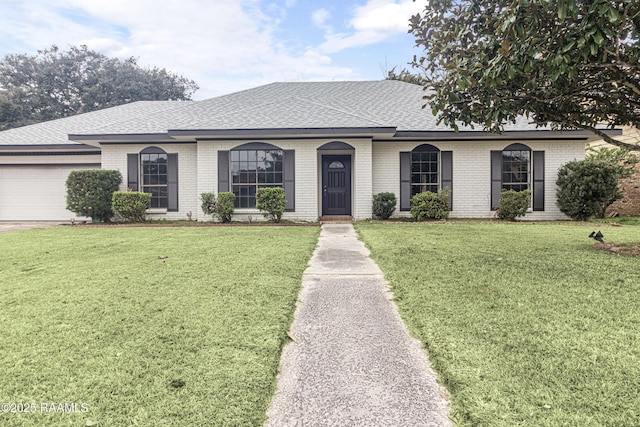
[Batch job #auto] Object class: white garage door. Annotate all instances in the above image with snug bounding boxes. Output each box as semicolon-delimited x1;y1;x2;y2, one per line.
0;165;100;221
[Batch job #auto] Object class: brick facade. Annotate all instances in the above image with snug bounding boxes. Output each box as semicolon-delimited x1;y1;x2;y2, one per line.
606;153;640;217
373;139;584;220
102;137;587;222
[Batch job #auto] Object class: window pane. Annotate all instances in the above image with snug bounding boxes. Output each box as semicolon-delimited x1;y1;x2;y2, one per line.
247;150;257;163
230;149;283;208
502;149;530;191
410;150;439;190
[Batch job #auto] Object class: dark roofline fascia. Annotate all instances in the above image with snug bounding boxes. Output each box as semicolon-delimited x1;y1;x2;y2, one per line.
0;143;99;151
167;127;397;137
393;129;622;138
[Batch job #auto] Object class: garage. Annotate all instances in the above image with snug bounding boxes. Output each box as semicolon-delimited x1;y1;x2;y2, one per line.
0;165;99;221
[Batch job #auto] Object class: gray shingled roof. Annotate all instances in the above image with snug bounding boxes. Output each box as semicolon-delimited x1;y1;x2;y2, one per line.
1;81;582;147
74;80;536;136
0;101;189;147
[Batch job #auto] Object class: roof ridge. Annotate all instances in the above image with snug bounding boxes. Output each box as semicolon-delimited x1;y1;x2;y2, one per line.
84;100;197;134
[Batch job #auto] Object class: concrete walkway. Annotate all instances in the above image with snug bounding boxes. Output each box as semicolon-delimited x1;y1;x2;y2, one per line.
265;223;451;427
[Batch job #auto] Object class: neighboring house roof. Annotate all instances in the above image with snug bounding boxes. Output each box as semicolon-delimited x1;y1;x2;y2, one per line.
0;101;190;149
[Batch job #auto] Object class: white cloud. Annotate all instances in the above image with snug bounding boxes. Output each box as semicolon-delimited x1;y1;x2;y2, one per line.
319;0;423;54
0;0;360;99
312;8;331;28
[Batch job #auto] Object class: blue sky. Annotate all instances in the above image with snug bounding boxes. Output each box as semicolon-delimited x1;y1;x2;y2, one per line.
0;0;426;99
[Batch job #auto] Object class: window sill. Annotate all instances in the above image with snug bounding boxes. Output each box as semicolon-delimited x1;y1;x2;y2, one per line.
146;208;168;214
234;208;261;213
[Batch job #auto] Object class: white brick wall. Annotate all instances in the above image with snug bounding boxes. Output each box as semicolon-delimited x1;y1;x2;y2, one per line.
101;143;198;220
373;139;585;220
103;138;585;222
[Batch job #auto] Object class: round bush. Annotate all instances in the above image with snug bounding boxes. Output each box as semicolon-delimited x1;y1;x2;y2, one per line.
372;192;397;219
410;190;449;221
556;159;621;220
256;187;286;222
497;190;531;221
66;170;122;222
112;191;151;222
215;192;235;223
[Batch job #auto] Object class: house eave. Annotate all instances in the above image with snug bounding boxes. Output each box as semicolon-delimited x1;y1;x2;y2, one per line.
68;133;174;146
392;129;622;139
0;143;100;152
167;127;398;139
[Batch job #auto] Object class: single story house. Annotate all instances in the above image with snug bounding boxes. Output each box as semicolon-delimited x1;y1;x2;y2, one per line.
0;80;620;221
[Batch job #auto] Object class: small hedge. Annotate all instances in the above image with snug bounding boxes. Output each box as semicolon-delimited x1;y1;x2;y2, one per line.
372;192;396;219
497;190;531;221
200;191;235;223
112;191;151;222
200;192;216;216
66;170;122;222
410;190;449;221
256;187;286;222
216;192;235;223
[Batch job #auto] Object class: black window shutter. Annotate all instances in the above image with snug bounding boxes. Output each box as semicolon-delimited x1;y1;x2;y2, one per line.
441;151;453;210
490;151;502;210
127;154;138;191
218;151;230;193
400;152;411;211
533;151;545;211
283;150;295;211
167;153;178;212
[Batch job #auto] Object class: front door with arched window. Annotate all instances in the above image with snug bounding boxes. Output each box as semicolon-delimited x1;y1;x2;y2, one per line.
322;155;351;216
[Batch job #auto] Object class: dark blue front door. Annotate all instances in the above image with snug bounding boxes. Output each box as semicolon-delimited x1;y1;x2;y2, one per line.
322;155;351;216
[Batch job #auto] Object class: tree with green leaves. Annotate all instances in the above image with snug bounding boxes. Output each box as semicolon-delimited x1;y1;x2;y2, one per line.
409;0;640;150
0;45;199;130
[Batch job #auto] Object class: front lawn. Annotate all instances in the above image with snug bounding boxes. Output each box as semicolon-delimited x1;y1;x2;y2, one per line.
0;226;319;426
356;221;640;427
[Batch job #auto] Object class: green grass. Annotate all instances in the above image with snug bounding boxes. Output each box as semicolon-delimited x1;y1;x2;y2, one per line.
0;226;319;426
355;221;640;427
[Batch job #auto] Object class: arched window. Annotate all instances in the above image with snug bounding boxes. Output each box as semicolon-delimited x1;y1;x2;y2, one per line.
400;145;452;211
140;146;169;209
502;143;531;192
231;142;284;208
491;143;545;212
411;144;440;197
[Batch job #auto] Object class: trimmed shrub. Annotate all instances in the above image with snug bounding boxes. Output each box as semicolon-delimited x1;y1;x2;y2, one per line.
215;192;235;223
112;191;151;222
200;192;216;216
66;170;122;222
372;192;396;219
256;187;286;222
497;190;531;221
410;190;449;221
556;159;621;220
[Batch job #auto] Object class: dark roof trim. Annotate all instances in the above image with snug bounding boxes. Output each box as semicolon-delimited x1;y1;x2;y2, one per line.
0;144;99;151
168;127;397;137
394;129;622;138
0;162;100;167
0;151;100;157
196;136;373;142
99;141;197;145
68;133;171;141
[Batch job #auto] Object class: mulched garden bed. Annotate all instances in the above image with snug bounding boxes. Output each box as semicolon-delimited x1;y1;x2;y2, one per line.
71;220;319;228
593;242;640;257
